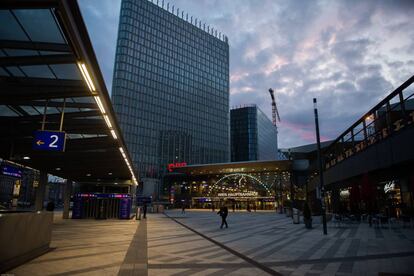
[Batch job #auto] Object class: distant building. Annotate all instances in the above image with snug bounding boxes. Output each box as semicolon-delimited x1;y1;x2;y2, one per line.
230;105;278;162
112;0;230;197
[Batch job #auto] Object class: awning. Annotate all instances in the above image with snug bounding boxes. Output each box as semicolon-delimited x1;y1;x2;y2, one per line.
172;160;292;175
0;0;138;185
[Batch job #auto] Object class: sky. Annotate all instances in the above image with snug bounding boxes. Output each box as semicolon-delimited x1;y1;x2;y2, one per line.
78;0;414;149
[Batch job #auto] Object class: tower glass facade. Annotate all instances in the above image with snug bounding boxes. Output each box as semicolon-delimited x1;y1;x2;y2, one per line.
230;105;278;162
112;0;230;193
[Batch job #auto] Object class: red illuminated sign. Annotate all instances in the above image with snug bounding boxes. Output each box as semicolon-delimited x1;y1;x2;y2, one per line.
167;162;187;172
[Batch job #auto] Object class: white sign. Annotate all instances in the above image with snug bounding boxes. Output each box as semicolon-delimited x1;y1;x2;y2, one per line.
384;180;395;193
217;191;258;197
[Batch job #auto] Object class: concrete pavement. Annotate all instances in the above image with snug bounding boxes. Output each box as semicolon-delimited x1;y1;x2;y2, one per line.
8;210;414;275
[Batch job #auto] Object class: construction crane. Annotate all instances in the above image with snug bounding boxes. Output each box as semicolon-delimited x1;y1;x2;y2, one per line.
268;88;281;126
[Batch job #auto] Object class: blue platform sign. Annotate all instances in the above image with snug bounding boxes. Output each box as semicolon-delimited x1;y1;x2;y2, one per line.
33;130;66;152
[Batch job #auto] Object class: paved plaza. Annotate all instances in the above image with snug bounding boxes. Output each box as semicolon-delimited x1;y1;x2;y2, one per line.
8;210;414;276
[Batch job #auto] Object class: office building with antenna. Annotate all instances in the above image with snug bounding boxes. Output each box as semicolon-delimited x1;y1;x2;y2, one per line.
111;0;230;197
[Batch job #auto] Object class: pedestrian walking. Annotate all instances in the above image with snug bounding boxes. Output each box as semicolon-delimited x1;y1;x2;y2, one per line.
143;203;147;219
232;203;235;212
46;200;55;212
217;206;228;229
182;203;186;214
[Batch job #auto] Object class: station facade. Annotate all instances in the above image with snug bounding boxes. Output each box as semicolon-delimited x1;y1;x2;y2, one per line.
164;160;300;210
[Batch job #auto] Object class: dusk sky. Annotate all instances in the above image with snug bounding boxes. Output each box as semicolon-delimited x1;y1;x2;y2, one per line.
79;0;414;149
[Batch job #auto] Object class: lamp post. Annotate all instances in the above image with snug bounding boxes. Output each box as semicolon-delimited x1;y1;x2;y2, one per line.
313;98;328;235
288;149;295;211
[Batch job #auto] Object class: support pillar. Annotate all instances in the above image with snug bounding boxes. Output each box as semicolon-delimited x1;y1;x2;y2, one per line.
62;179;72;219
130;184;137;206
35;171;47;211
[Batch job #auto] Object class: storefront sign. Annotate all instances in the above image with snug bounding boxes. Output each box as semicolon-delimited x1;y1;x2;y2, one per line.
167;162;187;172
217;191;258;197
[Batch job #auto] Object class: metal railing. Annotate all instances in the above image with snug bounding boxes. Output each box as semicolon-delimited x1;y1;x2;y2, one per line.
324;75;414;170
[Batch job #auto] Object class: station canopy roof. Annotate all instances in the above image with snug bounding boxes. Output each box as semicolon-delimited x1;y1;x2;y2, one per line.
171;160;292;176
0;0;137;185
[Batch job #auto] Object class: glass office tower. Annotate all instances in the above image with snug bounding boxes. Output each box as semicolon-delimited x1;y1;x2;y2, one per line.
112;0;230;195
230;105;278;162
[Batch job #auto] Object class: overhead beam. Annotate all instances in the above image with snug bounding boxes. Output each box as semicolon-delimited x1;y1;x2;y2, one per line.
0;119;108;136
0;77;89;101
0;0;59;9
0;78;92;100
0;77;84;87
0;100;96;109
0;40;70;52
0;89;88;101
0;54;75;67
12;110;101;122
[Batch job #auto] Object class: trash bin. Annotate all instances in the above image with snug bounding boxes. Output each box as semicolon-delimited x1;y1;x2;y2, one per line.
292;208;300;224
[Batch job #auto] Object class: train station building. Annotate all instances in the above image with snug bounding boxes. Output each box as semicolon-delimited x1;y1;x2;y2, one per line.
164;160;304;210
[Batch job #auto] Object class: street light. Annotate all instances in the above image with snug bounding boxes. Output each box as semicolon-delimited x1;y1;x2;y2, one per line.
313;98;328;235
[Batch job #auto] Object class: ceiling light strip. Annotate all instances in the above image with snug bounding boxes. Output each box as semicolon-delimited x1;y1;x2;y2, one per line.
94;96;106;114
80;63;96;92
103;115;112;128
78;61;137;183
119;147;138;185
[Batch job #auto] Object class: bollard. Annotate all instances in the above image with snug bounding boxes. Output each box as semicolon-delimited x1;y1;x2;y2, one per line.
136;207;141;220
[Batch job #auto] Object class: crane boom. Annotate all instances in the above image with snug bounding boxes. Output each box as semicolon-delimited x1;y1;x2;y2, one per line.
268;88;281;126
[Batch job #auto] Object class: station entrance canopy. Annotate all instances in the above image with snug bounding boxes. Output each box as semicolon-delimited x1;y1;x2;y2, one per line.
0;0;137;185
171;160;291;176
167;160;292;209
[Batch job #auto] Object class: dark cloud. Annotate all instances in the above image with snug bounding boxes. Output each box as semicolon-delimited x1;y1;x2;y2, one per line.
79;0;414;148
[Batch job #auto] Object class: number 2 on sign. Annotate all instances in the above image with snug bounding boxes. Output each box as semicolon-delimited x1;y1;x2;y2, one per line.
50;135;59;148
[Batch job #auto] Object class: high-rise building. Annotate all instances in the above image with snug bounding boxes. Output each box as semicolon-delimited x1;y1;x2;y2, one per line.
230;105;278;162
112;0;230;196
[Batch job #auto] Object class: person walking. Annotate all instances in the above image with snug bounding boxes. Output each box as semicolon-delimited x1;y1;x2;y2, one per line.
46;200;55;212
181;202;186;214
143;203;147;219
217;206;228;229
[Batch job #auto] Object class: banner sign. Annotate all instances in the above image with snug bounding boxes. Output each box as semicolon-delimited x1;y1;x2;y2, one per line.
217;191;259;197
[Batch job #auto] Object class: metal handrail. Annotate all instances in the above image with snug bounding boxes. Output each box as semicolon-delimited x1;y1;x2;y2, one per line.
324;74;414;169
